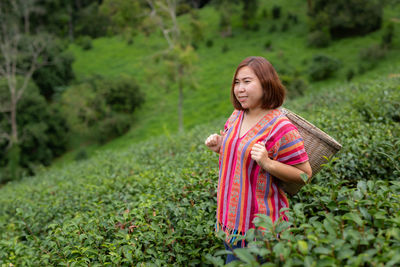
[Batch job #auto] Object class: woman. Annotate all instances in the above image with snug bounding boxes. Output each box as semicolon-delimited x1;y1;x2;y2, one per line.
205;56;312;263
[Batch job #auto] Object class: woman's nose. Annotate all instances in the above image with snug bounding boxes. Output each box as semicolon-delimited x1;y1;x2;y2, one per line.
238;83;246;91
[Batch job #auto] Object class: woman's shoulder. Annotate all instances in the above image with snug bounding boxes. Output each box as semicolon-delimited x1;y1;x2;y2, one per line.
270;108;300;134
224;109;242;130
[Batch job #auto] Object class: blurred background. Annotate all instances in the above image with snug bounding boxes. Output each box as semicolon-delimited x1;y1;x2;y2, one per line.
0;0;399;183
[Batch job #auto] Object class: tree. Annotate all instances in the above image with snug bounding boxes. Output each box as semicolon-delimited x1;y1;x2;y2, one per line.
146;0;198;132
308;0;383;39
242;0;258;30
0;1;49;179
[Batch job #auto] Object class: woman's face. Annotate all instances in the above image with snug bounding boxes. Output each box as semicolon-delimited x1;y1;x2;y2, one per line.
234;66;264;110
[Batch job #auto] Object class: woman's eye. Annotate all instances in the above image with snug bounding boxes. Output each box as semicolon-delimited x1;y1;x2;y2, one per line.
245;80;250;84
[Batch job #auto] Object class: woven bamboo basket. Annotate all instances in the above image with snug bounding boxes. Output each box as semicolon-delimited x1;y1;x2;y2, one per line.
279;108;342;196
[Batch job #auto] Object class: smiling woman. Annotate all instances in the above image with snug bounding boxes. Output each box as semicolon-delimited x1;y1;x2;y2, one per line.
205;56;312;264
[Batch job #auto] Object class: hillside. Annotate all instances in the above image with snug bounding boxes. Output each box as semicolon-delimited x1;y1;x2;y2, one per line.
1;0;400;265
55;1;400;165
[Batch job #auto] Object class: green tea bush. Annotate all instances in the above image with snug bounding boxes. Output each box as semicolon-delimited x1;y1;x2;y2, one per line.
308;54;341;81
1;77;399;265
207;79;400;266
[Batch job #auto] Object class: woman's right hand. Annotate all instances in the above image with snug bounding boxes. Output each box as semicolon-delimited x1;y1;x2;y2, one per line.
205;130;226;153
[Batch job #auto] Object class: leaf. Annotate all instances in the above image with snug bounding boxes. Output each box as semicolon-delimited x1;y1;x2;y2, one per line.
314;246;331;255
300;173;309;184
343;212;363;226
297;240;308;255
233;248;256;264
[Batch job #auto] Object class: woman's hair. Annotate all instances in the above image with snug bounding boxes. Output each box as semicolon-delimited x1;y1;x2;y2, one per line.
231;56;286;110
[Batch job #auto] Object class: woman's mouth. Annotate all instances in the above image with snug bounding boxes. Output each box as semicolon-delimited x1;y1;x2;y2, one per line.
238;96;247;102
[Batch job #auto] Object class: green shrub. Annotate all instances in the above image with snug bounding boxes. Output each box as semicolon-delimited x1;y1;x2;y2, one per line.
346;69;355;81
264;40;272;51
261;8;268;19
307;30;331;48
281;75;308;97
94;113;132;144
221;43;229;53
74;148;88;161
269;24;277;33
76;36;93;50
281;22;289;32
308;54;341;81
358;43;387;71
32;39;75;101
61;75;144;144
308;0;383;38
0;79;69;181
381;22;395;48
287;13;298;24
272;5;281;19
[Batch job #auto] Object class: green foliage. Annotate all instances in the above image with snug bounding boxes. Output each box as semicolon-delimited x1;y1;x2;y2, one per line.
206;79;400;266
32;39;75;100
346;69;355;81
242;0;258;30
272;5;281;19
358;44;387;72
99;0;147;39
1;75;400;265
61;75;144;144
210;179;400;266
308;0;383;39
0;79;69;182
381;22;395;48
307;30;331;48
0;122;223;265
75;36;93;50
281;75;308;98
74;2;110;38
308;54;341;81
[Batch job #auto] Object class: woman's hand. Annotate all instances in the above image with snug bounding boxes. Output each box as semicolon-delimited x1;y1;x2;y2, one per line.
205;130;226;153
251;142;271;170
251;142;312;184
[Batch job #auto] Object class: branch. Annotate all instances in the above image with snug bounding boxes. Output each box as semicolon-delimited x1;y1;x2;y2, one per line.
16;35;48;102
146;0;174;48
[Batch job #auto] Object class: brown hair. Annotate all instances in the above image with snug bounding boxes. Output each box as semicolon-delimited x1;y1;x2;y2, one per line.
231;56;286;110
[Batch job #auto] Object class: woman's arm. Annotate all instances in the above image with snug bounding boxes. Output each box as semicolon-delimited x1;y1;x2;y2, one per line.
251;143;312;184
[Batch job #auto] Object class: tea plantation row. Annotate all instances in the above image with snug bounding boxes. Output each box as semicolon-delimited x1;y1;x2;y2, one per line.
0;78;399;266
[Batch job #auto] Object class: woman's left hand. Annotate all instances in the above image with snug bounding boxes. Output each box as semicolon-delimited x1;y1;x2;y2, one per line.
251;142;271;170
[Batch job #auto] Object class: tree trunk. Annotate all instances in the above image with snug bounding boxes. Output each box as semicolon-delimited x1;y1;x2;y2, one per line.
10;98;18;145
307;0;313;14
68;5;74;41
178;83;183;133
7;143;20;181
24;12;30;34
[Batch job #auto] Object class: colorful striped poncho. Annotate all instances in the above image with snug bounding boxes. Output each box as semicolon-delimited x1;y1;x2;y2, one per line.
216;108;309;244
